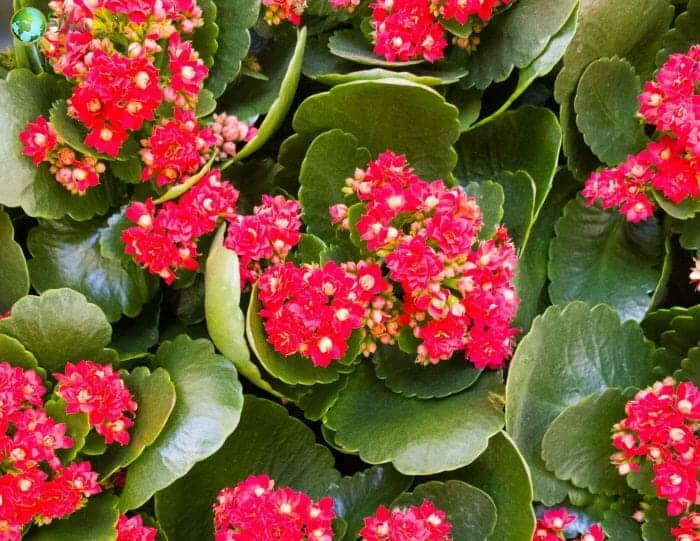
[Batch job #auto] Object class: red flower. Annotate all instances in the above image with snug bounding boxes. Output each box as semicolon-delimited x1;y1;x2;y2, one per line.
360;500;452;541
19;116;58;165
116;514;158;541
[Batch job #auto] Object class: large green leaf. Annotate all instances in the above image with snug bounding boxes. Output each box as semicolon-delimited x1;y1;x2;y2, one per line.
27;217;159;322
392;481;497;541
513;169;578;333
549;197;664;323
0;69;115;220
324;363;505;475
657;0;700;64
455;106;561;219
26;494;119;541
454;432;536;541
496;170;536;252
205;0;260;97
328;465;412;540
0;334;42;373
0;207;29;311
298;129;370;248
292;79;461;179
246;286;360;386
94;367;176;479
373;344;482;399
462;0;577;88
574;57;647;166
155;395;340;541
542;388;630;496
0;288;114;373
119;335;243;511
229;27;307;163
506;302;655;504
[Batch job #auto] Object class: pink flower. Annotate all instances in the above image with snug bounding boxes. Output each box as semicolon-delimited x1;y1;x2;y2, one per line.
166;34;208;108
116;514;158;541
360;500;453;541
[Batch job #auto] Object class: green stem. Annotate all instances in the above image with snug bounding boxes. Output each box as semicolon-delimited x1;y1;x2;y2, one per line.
153;155;216;204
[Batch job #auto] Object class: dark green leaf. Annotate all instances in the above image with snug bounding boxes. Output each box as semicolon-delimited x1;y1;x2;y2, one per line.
657;0;700;64
676;214;700;250
0;288;114;373
192;0;218;67
542;388;630;495
298;376;348;421
463;0;577;88
119;335;243;511
108;294;162;358
28;217;160;322
549;197;664;322
0;334;42;374
0;207;29;311
506;302;655;504
574;57;647;165
44;398;90;463
324;363;505;475
155;395;340;541
95;367;176;479
392;481;497;541
26;494;119;541
373;344;482;399
462;181;505;240
496;170;536;252
328;465;412;541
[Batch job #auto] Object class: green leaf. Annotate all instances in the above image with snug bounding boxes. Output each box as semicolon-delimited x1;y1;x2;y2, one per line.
452;432;536;541
373;344;482;399
496;170;536;252
602;505;644;541
328;29;424;67
0;289;114;374
28;217;160;322
44;398;90;463
448;86;482;131
155;395;340;541
0;69;115;220
195;88;216;117
328;465;412;541
463;0;577;88
246;286;360;386
542;388;630;495
657;0;700;64
392;481;497;541
205;226;280;397
205;0;260;97
324;363;505;475
456;106;561;219
574;57;648;165
654;190;700;220
26;494;119;541
298;129;370;247
548;196;664;323
95;367;176;479
506;302;655;504
292;79;460;179
513;168;578;333
0;207;29;311
641;499;676;541
296;233;328;264
229;27;307;163
462;181;505;240
119;335;243;511
110;157;142;183
191;0;218;67
108;293;162;359
0;334;42;374
298;376;348;421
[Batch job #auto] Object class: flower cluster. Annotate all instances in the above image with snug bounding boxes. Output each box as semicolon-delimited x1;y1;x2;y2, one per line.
335;151;519;368
672;513;700;541
116;514;158;541
327;0;510;62
257;260;389;366
533;509;605;541
122;170;239;284
206;113;259;163
0;362;102;538
225;195;303;286
612;378;700;540
359;500;453;541
262;0;307;25
213;474;335;541
583;45;700;222
54;360;137;446
19;115;106;196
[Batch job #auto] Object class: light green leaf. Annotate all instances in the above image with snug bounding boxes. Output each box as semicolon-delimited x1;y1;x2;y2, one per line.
0;207;29;311
119;335;243;511
95;367;176;479
549;196;664;323
542;388;630;495
392;481;497;541
373;344;482;399
574;57;647;165
0;288;114;373
28;217;160;322
324;363;505;475
506;302;655;504
292;79;460;179
155;395;340;541
328;465;412;541
463;0;577;88
0;334;42;373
